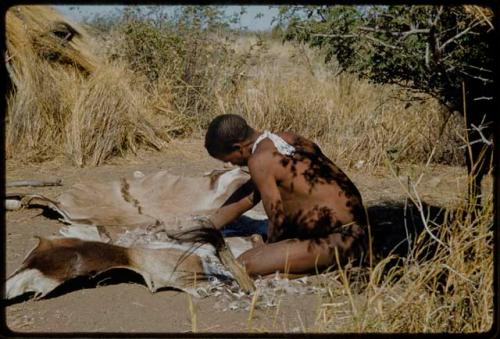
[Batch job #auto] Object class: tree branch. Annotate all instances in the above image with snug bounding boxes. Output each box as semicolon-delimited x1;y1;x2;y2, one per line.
463;63;492;73
311;32;400;50
431;6;444;27
317;8;327;23
358;26;430;37
439;20;482;52
310;33;356;38
459;69;493;83
401;28;431;38
362;34;401;49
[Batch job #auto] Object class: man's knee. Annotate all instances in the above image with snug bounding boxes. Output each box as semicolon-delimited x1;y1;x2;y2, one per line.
237;252;258;276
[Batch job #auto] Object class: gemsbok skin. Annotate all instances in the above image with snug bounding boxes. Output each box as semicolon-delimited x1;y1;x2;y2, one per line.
6;229;253;300
5;168;262;302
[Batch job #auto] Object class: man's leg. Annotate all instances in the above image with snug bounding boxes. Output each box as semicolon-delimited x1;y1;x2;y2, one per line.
237;231;364;277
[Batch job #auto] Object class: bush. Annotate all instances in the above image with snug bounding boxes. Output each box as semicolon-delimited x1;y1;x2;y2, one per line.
90;6;253;126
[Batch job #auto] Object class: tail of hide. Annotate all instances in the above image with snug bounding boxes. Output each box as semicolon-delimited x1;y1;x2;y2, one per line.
169;227;255;293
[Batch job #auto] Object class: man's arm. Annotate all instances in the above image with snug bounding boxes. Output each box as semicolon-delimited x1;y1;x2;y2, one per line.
248;155;285;243
209;179;261;229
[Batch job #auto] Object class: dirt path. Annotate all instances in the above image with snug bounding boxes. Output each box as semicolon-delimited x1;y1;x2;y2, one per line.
4;138;473;333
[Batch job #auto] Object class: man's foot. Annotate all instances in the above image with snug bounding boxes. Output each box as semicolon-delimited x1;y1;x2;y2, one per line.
250;234;264;248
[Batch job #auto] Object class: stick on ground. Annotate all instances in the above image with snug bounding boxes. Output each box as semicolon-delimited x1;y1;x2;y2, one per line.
6;179;63;187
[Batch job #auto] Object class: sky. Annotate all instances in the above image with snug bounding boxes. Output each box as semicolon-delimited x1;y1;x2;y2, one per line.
56;5;279;31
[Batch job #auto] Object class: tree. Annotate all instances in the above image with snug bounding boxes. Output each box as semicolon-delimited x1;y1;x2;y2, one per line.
278;5;496;207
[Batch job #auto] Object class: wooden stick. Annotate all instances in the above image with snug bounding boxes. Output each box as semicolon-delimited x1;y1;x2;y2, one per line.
168;227;255;293
217;243;256;293
6;179;63;188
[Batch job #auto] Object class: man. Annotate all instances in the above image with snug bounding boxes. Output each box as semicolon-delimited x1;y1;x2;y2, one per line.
204;114;368;277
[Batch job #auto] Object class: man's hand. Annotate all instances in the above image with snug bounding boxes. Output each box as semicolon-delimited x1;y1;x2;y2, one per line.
207;179;260;229
192;215;216;229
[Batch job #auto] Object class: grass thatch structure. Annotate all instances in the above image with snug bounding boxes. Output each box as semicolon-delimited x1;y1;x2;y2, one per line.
5;5;169;166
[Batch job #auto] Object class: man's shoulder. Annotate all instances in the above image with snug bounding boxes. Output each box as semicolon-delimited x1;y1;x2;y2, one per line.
277;131;317;150
251;136;278;155
248;149;272;166
278;131;298;140
248;147;281;172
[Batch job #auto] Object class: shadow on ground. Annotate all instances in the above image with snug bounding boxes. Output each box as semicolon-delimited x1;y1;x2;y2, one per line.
368;200;447;259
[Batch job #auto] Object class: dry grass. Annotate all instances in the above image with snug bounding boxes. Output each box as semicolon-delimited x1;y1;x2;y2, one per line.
217;38;465;169
5;6;466;169
321;197;492;332
5;6;183;166
463;5;494;30
311;145;494;333
65;63;168;166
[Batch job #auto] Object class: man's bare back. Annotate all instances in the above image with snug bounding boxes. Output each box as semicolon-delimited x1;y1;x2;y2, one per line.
204;114;368;276
250;132;365;242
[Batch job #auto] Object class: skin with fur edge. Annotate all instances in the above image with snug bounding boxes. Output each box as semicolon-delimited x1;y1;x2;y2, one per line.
205;114;369;277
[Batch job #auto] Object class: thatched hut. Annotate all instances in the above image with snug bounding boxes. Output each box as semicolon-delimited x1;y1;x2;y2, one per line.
6;6;99;79
5;5;168;166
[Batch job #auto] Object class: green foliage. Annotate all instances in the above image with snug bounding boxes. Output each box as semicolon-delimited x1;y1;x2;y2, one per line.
85;6;251;122
278;5;494;111
108;6;235;83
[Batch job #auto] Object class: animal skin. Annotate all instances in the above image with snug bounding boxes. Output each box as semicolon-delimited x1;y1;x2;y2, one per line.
6;168;261;301
5;233;240;300
13;168;254;232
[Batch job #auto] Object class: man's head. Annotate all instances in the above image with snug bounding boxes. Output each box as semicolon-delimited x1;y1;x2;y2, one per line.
205;114;256;166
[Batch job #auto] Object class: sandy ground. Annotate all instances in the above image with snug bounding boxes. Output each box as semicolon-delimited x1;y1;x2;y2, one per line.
3;138;477;334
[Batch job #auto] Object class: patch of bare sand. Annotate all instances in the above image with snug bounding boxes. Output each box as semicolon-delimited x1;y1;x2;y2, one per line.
5;138;478;333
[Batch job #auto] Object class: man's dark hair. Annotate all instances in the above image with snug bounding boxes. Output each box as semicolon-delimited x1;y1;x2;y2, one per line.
205;114;254;158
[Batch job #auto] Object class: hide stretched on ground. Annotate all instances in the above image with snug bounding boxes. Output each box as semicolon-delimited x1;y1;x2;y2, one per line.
6;168;266;301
